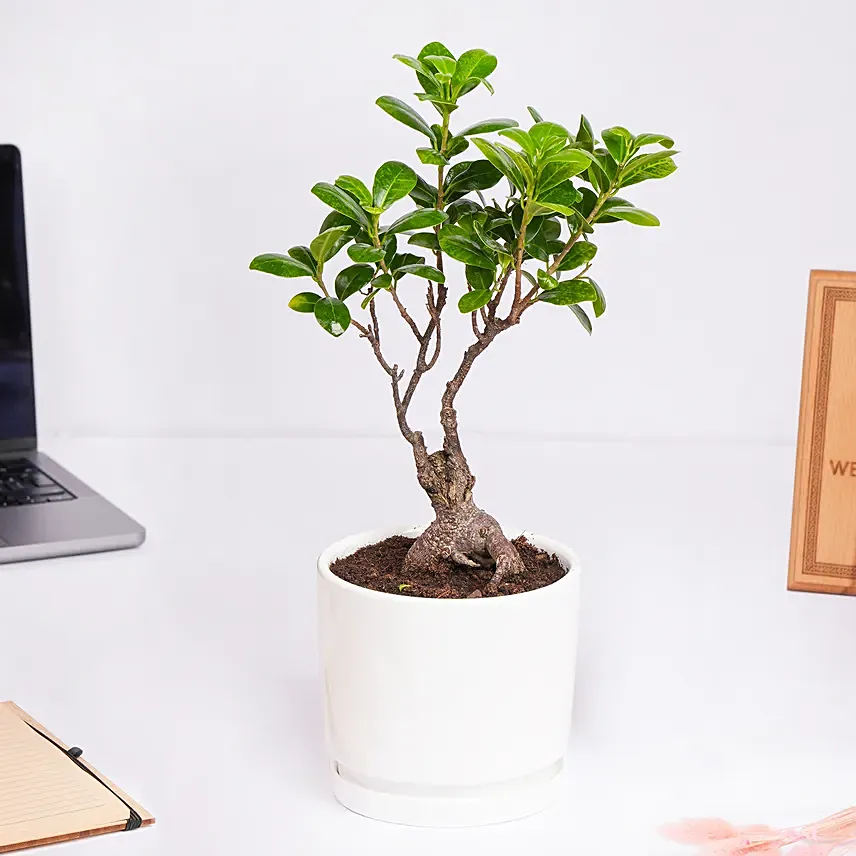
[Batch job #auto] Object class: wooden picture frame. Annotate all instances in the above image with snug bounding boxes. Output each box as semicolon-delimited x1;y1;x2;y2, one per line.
789;270;856;595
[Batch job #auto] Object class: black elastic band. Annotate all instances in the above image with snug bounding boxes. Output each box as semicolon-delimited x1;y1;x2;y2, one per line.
26;724;143;831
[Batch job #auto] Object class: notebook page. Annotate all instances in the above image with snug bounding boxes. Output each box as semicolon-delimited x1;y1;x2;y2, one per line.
0;703;128;850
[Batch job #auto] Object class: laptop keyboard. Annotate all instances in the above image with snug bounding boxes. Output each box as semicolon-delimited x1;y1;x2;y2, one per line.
0;459;76;507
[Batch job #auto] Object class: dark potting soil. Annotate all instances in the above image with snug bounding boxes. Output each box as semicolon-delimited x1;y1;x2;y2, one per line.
329;535;566;599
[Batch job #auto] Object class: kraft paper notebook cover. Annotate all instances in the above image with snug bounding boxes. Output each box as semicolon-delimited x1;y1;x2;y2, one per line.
0;702;153;853
789;270;856;595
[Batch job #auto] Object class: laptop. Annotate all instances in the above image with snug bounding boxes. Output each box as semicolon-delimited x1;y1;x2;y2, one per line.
0;144;145;564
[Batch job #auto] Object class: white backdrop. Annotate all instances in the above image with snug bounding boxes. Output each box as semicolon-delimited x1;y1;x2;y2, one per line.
2;0;855;442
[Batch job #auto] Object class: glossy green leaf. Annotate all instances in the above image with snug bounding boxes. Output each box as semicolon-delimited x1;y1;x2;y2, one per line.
600;205;660;226
395;264;445;282
544;147;596;168
473;220;508;255
537;159;590;194
407;232;440;251
458;289;493;313
569;304;593;334
393;54;435;78
410;174;438;207
622;157;677;188
466;265;494;290
537;181;583;217
496;143;533;185
444;159;503;197
452;49;497;89
576;115;595;151
417;147;449;166
537;269;559;291
446;135;469;156
438;225;496;269
314;296;350;336
321;210;360;233
458;118;519;137
386;208;448;235
601;127;634;164
589;278;606;317
499;128;536;157
288;292;320;313
360;289;380;310
472;138;526;190
309;226;351;265
389;252;424;272
312;182;370;227
382;233;397;267
333;175;372;208
372;273;393;289
527;105;544;123
372;161;418;210
424;55;456;76
529;121;569;151
335;264;374;300
376;96;436;141
634;132;675;149
249;253;315;278
556;240;598;272
347;243;385;263
418;40;454;58
538;278;598;306
445;198;482;223
287;246;317;272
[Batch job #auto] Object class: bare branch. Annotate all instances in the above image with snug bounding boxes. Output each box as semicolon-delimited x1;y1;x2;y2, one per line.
390;286;423;340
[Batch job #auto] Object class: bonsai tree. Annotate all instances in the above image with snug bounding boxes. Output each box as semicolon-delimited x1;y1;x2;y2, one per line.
251;41;677;592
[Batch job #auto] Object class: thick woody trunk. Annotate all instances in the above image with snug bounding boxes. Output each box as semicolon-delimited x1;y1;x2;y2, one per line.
404;324;525;590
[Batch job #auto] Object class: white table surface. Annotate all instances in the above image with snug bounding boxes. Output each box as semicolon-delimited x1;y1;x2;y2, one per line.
1;437;854;855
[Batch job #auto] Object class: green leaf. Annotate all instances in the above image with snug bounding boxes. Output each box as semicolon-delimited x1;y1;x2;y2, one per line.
473;220;508;255
321;210;360;233
348;243;385;263
589;278;606;317
601;205;660;226
424;54;456;76
418;40;454;58
544;147;596;168
466;265;494;290
393;54;435;78
527;105;544;123
537;181;583;217
288;292;320;313
576;115;595;151
458;289;493;313
634;132;675;149
395;264;445;283
312;182;370;227
360;289;379;310
249;253;315;278
538;159;590;194
372;273;393;289
472;138;527;190
601;126;634;164
444;159;503;198
556;241;598;272
310;226;351;264
499;128;536;157
538;279;598;306
386;208;448;235
333;175;372;208
446;135;469;156
410;174;438;208
537;269;559;291
314;297;350;336
335;264;374;300
408;232;440;251
373;161;418;210
529;121;570;151
438;225;496;269
569;304;593;334
445;198;482;223
496;143;534;185
287;246;317;272
376;96;436;141
389;251;424;272
620;154;678;188
417;147;449;166
452;49;497;90
458;118;519;137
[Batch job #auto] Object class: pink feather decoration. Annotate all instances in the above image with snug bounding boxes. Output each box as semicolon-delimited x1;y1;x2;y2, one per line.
660;806;856;856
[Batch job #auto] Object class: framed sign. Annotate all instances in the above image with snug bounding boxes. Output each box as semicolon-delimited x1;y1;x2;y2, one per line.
789;270;856;595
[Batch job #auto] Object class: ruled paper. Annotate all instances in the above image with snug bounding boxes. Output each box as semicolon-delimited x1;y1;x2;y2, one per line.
0;703;128;851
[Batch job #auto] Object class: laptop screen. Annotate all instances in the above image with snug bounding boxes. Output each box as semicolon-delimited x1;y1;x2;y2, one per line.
0;146;37;445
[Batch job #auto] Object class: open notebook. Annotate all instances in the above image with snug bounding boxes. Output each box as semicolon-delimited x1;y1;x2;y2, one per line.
0;702;153;853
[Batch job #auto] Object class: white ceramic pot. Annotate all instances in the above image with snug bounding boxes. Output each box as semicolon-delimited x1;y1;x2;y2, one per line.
317;524;581;827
